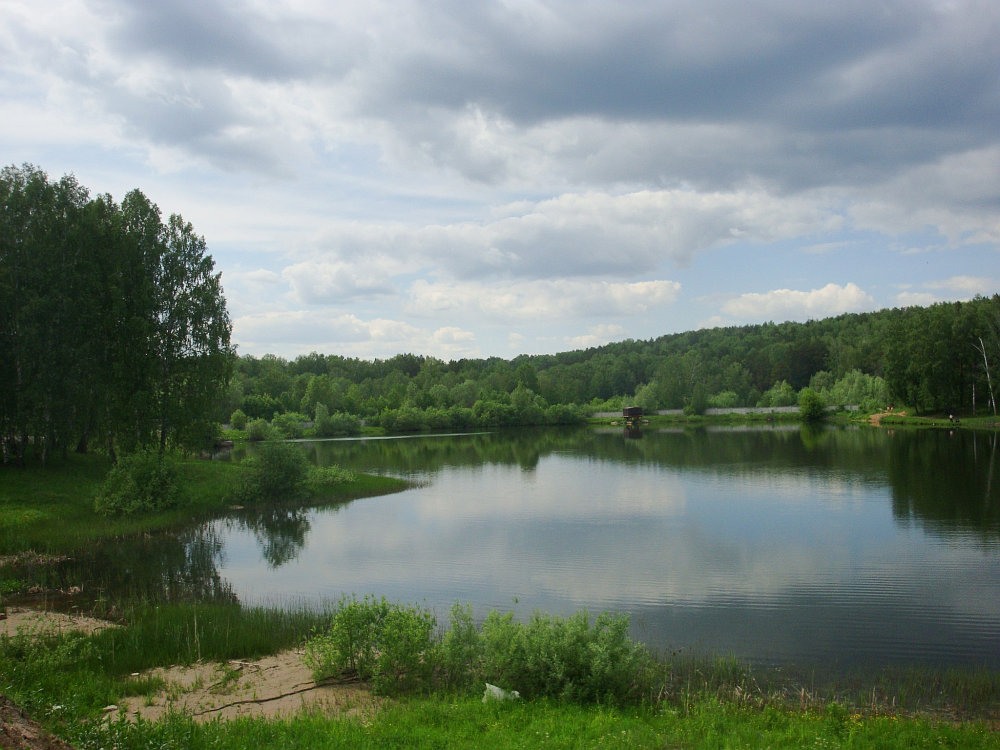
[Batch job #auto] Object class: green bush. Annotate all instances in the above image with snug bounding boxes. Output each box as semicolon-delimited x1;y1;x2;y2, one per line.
234;442;309;503
757;380;797;407
303;595;437;695
798;387;827;422
479;610;653;703
244;417;274;442
303;598;655;705
229;408;248;430
94;450;186;516
304;465;357;495
313;404;361;437
271;411;308;439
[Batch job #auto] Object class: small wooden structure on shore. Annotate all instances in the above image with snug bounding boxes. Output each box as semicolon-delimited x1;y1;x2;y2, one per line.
622;406;644;429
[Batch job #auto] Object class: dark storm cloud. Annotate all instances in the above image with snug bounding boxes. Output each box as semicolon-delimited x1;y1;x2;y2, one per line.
102;0;301;78
352;0;998;191
371;0;903;123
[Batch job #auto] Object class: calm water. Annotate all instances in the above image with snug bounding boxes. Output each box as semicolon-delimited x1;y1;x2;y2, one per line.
68;426;1000;673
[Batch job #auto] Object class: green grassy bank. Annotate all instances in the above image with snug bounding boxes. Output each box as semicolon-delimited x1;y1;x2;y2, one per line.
0;451;408;555
0;601;997;749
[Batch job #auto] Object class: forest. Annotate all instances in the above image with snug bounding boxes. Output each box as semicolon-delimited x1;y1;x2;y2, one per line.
3;165;999;458
221;295;1000;438
0;164;233;465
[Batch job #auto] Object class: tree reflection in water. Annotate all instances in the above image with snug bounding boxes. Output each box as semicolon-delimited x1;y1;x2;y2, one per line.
231;507;312;568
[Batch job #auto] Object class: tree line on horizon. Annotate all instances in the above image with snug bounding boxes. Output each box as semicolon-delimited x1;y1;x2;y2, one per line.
221;295;1000;436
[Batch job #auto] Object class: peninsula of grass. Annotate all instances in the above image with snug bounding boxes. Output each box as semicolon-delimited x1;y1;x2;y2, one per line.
0;450;410;556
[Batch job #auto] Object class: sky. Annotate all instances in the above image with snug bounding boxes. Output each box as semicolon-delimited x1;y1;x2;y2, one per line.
2;0;998;361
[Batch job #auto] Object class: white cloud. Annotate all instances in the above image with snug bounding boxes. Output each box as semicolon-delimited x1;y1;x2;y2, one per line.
895;291;939;307
566;324;627;350
927;275;996;296
406;279;681;321
721;282;876;322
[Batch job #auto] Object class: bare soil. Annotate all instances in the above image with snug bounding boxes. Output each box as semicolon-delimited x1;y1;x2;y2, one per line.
0;608;379;749
108;649;379;723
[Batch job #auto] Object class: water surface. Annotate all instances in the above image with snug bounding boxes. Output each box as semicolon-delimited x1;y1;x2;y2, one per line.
72;426;1000;672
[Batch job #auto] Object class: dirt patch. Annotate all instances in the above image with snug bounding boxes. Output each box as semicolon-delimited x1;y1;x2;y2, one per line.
1;607;379;738
0;696;75;750
108;650;380;722
0;607;117;639
868;409;907;426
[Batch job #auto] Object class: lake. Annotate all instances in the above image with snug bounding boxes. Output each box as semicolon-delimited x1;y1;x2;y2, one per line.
67;426;1000;674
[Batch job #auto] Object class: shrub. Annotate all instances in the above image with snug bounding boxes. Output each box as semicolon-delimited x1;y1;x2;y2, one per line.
244;418;273;442
303;595;438;695
798;387;827;422
94;450;186;516
229;408;248;430
313;404;361;437
708;390;740;408
757;380;797;407
270;411;308;439
479;610;653;703
233;442;309;503
303;598;655;705
304;465;357;495
439;603;482;690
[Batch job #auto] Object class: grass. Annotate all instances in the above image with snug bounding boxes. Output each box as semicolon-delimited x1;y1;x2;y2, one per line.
2;601;997;749
72;696;1000;749
0;451;409;556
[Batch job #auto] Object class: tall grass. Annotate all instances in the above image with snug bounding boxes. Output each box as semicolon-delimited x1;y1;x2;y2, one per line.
88;600;330;673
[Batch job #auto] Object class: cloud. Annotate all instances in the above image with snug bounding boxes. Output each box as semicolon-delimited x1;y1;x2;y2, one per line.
893;276;997;308
295;187;839;285
928;276;997;296
566;324;628;350
4;0;998;359
895;292;939;307
406;279;681;321
233;310;482;360
282;260;396;303
721;282;876;322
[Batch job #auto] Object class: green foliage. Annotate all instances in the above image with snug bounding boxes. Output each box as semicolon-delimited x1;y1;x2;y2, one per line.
218;296;1000;432
229;408;248;430
241;393;283;420
312;402;362;437
270;411;309;439
303;595;438;695
476;610;654;703
0;164;232;465
708;390;740;408
234;442;309;503
244;417;274;441
826;369;891;412
94;450;187;516
3;600;1000;749
303;598;654;704
757;380;797;407
798;387;827;422
684;383;709;416
304;465;357;495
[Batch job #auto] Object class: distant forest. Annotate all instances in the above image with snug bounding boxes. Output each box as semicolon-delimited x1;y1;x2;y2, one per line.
221;296;1000;436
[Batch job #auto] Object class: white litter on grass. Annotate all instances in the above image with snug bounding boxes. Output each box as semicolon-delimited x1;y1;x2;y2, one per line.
482;683;520;702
